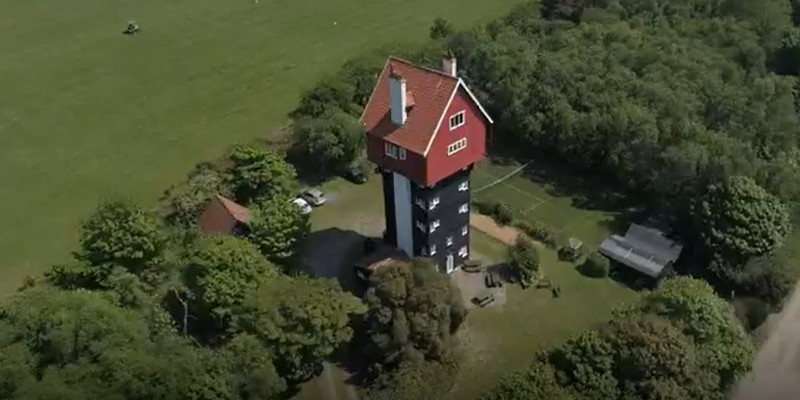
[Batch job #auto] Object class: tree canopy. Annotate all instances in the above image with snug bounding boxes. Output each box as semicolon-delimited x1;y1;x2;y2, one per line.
289;111;365;176
507;236;539;283
363;259;467;369
78;199;166;273
248;192;309;261
228;145;297;204
233;275;365;383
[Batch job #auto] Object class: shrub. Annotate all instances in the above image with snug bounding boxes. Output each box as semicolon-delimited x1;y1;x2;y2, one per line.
429;17;454;40
581;253;610;278
508;237;539;284
494;203;514;225
733;297;771;332
516;220;559;248
558;245;582;263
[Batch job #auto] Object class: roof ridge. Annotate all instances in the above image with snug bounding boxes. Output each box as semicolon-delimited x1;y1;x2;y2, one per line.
388;56;458;80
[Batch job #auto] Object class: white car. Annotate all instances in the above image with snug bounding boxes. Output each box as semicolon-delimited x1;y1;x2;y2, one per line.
292;197;312;215
300;187;326;206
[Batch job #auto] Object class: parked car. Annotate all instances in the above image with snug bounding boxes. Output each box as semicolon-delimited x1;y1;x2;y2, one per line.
344;161;370;184
292;197;312;215
300;187;326;206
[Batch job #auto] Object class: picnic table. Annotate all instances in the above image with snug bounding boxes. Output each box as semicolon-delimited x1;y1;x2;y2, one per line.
473;289;495;307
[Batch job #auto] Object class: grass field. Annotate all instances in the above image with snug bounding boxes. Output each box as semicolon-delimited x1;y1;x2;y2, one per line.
472;156;638;248
0;0;524;295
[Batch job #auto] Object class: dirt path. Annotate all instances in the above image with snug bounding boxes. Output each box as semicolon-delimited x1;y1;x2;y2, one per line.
469;213;520;245
733;282;800;400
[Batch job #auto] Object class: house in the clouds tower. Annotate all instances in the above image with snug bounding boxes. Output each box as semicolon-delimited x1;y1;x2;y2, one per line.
360;55;493;274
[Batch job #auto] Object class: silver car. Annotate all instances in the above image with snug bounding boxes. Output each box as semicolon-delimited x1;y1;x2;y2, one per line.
300;187;326;206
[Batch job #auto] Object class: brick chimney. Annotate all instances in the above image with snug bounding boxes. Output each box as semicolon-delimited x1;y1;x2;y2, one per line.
389;70;407;125
442;53;457;77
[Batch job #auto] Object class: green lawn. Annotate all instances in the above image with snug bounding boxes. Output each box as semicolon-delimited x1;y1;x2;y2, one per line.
0;0;524;295
448;231;638;399
472;156;635;248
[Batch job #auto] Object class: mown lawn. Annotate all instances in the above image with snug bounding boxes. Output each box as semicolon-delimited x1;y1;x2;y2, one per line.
0;0;524;295
448;230;638;399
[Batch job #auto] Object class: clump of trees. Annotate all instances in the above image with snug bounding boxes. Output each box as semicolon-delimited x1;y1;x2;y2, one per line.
482;277;754;400
360;258;467;397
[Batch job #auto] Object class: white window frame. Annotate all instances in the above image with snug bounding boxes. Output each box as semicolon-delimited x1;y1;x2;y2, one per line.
459;203;469;214
430;219;440;233
446;236;453;246
462;225;469;236
384;143;398;158
415;197;425;209
447;138;467;156
416;221;427;233
448;110;466;131
398;147;407;160
458;181;469;191
459;246;468;258
429;196;440;210
430;244;437;255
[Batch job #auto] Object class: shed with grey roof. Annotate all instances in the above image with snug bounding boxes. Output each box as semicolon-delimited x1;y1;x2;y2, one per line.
598;224;683;278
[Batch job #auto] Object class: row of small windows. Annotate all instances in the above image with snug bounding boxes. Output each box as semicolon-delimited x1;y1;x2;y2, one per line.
414;197;468;214
385;143;407;160
415;222;469;236
447;138;467;156
421;245;468;258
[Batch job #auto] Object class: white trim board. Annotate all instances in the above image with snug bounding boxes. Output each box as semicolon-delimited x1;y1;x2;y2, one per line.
424;79;494;156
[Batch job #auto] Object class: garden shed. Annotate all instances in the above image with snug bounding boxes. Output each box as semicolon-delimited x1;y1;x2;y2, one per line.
599;223;683;278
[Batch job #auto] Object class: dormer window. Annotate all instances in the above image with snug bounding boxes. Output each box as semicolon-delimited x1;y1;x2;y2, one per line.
449;111;465;130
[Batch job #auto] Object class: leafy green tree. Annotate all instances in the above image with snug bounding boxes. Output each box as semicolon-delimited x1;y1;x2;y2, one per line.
548;330;618;400
234;275;365;383
362;356;461;400
626;277;755;390
289;79;360;119
221;334;287;400
735;253;795;307
228;145;298;204
164;163;232;228
480;360;576;400
78;199;166;273
363;259;467;369
430;17;454;39
581;252;610;278
248;192;309;260
508;236;539;283
290;112;365;176
184;235;277;331
694;176;790;267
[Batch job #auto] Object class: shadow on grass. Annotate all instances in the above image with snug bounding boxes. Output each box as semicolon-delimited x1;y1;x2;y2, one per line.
607;263;656;291
300;227;373;296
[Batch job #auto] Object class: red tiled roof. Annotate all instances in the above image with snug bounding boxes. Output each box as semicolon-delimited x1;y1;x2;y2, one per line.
197;195;251;234
360;57;459;155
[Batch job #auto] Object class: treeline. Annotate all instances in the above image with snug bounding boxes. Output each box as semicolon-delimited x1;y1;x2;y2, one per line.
0;145;364;399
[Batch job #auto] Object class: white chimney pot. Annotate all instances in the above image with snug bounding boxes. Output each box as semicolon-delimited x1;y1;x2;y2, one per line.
389;74;407;125
443;57;457;77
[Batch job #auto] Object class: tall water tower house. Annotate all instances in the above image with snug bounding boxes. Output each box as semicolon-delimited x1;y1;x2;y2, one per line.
360;55;493;273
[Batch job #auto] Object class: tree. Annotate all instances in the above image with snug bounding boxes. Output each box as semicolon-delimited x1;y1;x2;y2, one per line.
362;356;461;400
222;334;287;400
290;112;365;176
626;277;755;390
480;360;576;400
184;235;277;332
248;192;309;260
735;253;795;307
507;236;539;283
233;275;365;383
289;79;360;119
164;163;232;228
581;252;610;278
430;17;454;39
363;259;467;369
694;176;790;268
547;330;618;400
541;0;584;23
78;199;166;273
228;145;298;204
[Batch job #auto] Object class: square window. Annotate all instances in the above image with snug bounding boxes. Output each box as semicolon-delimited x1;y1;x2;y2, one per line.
415;197;425;209
459;203;469;214
449;111;465;130
416;221;426;232
429;220;440;232
446;236;453;246
430;244;437;255
458;181;469;191
429;197;440;210
399;147;407;160
462;225;468;236
384;143;398;158
459;246;468;257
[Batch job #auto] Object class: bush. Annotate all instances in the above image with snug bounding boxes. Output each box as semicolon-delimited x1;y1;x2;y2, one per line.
733;297;772;332
508;237;539;283
557;245;582;263
494;203;514;225
516;221;559;248
430;17;454;39
473;200;514;225
581;253;610;278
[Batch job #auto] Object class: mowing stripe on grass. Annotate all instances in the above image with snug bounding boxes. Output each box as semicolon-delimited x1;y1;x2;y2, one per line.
473;159;535;194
